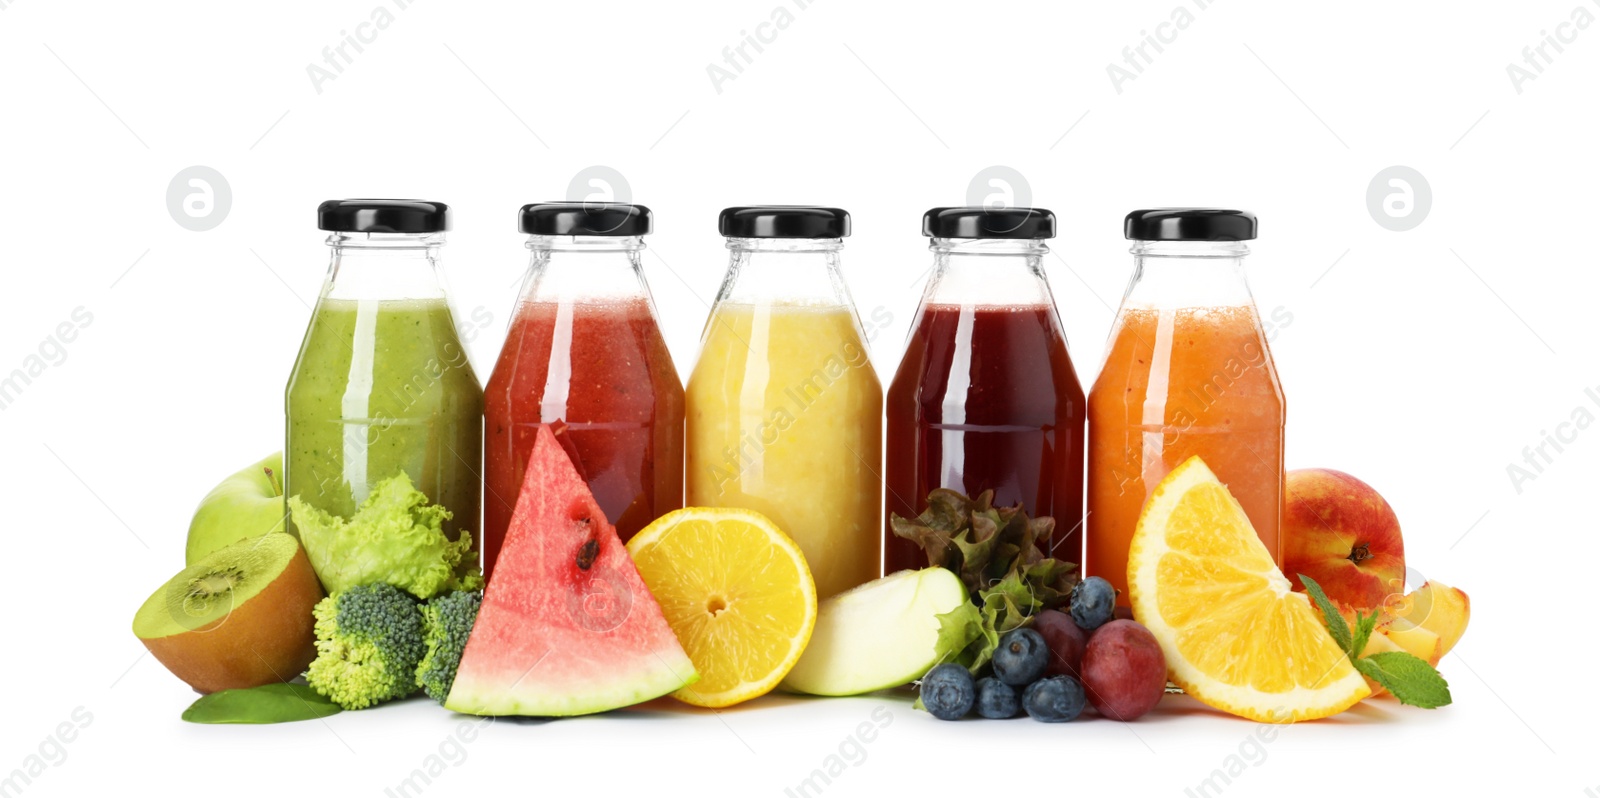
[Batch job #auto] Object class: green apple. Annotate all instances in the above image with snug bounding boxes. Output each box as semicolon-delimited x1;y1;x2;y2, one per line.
782;567;968;696
185;452;288;564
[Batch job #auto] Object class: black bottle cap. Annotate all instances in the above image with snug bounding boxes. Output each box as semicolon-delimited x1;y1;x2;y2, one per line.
719;206;850;239
922;207;1056;239
1124;208;1257;241
317;199;450;233
519;202;653;236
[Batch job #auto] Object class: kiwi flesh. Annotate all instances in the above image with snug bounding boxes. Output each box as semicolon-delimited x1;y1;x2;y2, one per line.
133;533;323;693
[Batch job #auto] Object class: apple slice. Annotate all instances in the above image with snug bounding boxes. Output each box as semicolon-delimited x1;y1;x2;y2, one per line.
781;568;967;696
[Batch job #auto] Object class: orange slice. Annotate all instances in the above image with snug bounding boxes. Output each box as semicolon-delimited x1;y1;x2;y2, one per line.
1128;457;1370;722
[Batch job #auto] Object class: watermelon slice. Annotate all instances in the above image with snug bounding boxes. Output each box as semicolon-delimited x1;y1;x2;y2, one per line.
445;426;697;716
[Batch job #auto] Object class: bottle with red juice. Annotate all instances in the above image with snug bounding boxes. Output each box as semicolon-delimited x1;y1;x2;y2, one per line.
884;207;1087;573
483;202;684;581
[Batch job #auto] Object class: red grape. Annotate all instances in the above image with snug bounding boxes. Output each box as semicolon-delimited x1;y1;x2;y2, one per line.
1032;609;1087;679
1080;620;1167;721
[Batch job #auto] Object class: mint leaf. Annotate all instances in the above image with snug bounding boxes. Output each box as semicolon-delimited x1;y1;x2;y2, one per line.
1350;609;1379;657
1354;652;1452;708
1298;575;1452;710
1298;574;1352;655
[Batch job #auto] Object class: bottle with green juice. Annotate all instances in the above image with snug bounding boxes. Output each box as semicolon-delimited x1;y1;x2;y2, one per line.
285;200;484;549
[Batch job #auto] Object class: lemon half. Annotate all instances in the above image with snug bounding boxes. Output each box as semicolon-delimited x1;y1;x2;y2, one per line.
627;507;818;708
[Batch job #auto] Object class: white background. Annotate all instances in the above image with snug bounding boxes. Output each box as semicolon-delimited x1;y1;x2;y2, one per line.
1;0;1594;795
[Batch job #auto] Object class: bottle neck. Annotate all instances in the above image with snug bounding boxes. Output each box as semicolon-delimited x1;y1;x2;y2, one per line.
717;237;850;306
519;235;652;305
921;237;1053;307
323;232;449;301
1121;239;1255;310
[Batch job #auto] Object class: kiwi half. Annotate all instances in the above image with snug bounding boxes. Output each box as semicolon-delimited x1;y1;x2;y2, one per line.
133;533;323;693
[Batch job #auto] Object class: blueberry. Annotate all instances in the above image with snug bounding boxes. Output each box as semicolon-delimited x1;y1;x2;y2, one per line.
1069;576;1117;631
919;663;975;720
1023;675;1087;722
992;628;1049;686
974;677;1019;719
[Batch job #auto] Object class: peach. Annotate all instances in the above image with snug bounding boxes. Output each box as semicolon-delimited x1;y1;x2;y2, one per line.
1387;580;1470;658
1378;622;1444;667
1282;469;1406;611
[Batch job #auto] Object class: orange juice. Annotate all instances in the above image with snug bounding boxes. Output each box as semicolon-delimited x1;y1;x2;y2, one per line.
1087;305;1284;600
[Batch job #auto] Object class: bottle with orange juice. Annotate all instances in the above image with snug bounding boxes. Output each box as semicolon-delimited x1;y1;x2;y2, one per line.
1086;209;1285;605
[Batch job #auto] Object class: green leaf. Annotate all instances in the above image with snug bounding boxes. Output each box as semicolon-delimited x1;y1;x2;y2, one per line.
182;683;343;724
1350;610;1379;657
950;529;998;589
894;488;1079;675
983;572;1041;620
890;489;980;573
931;601;1001;674
1019;558;1077;609
1354;652;1453;709
968;601;1003;671
933;602;982;662
1298;574;1352;656
291;472;481;600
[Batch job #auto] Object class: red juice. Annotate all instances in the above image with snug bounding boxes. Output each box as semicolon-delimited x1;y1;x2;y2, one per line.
884;303;1086;572
483;298;684;580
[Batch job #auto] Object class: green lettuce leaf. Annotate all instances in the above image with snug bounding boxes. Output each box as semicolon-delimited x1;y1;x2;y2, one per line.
889;489;973;573
931;601;1002;675
894;489;1079;674
933;602;983;663
290;473;482;600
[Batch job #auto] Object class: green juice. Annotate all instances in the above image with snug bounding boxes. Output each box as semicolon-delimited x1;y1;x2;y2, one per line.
285;297;484;544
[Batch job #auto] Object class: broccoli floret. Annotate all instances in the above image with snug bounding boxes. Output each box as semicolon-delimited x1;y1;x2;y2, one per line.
306;583;426;709
416;590;482;702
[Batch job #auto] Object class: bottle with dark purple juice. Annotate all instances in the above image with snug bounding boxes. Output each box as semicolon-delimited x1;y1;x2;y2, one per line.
884;207;1086;573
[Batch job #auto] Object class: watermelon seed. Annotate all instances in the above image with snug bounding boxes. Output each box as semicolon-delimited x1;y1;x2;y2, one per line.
577;538;600;571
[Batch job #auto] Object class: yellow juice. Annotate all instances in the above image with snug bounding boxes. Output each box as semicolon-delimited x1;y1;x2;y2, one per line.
687;302;883;599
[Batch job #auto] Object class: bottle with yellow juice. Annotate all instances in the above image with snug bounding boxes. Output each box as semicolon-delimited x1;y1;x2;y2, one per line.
687;207;883;600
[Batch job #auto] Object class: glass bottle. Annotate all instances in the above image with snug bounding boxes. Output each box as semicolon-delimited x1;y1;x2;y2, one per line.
483;203;683;581
286;199;484;550
686;206;883;599
885;207;1086;574
1086;208;1285;604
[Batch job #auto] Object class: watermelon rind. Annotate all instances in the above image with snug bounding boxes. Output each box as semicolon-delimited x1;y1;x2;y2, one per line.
444;651;697;717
